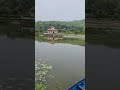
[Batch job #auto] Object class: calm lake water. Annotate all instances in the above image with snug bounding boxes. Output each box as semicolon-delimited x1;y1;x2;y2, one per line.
35;38;85;90
0;36;34;89
86;29;120;90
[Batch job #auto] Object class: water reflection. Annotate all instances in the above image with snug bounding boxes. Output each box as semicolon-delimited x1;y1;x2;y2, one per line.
86;28;120;48
35;35;85;89
44;37;63;44
0;23;34;39
0;23;34;89
86;27;120;89
36;36;85;46
35;42;85;90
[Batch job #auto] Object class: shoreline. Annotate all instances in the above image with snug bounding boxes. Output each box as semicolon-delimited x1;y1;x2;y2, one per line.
63;34;85;40
36;34;85;40
86;18;120;30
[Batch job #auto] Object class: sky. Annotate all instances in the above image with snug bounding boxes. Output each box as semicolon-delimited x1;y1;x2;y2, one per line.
35;0;85;21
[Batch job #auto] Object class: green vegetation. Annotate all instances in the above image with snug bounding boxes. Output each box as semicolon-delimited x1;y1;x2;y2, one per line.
35;36;85;46
0;0;34;16
35;60;53;90
35;20;85;46
86;0;120;19
0;23;34;39
86;29;120;48
86;0;120;47
35;20;85;34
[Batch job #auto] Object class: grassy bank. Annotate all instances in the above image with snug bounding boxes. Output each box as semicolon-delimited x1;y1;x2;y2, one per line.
86;18;120;30
63;34;85;40
35;35;85;46
35;31;85;40
86;29;120;48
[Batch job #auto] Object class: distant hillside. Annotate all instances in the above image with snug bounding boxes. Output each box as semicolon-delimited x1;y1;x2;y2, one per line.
0;0;34;16
35;20;85;34
86;0;120;19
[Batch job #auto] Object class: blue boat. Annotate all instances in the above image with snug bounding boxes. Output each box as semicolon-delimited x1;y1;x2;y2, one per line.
68;79;85;90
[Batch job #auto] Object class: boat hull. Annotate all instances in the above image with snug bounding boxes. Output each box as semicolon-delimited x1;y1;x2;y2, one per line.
68;79;85;90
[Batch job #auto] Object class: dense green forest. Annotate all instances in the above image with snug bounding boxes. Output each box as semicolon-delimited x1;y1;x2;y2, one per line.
86;0;120;19
0;0;34;16
35;20;85;34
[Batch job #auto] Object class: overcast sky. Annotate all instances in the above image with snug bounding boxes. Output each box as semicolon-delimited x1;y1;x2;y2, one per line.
35;0;85;21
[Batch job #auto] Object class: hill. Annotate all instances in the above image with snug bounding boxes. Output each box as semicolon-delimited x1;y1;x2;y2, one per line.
35;20;85;34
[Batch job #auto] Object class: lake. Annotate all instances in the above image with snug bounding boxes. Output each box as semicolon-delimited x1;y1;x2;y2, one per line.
35;37;85;90
0;36;35;89
86;28;120;90
0;23;34;89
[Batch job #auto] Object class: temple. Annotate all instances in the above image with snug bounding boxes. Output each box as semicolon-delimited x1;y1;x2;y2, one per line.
47;26;58;34
44;26;63;38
